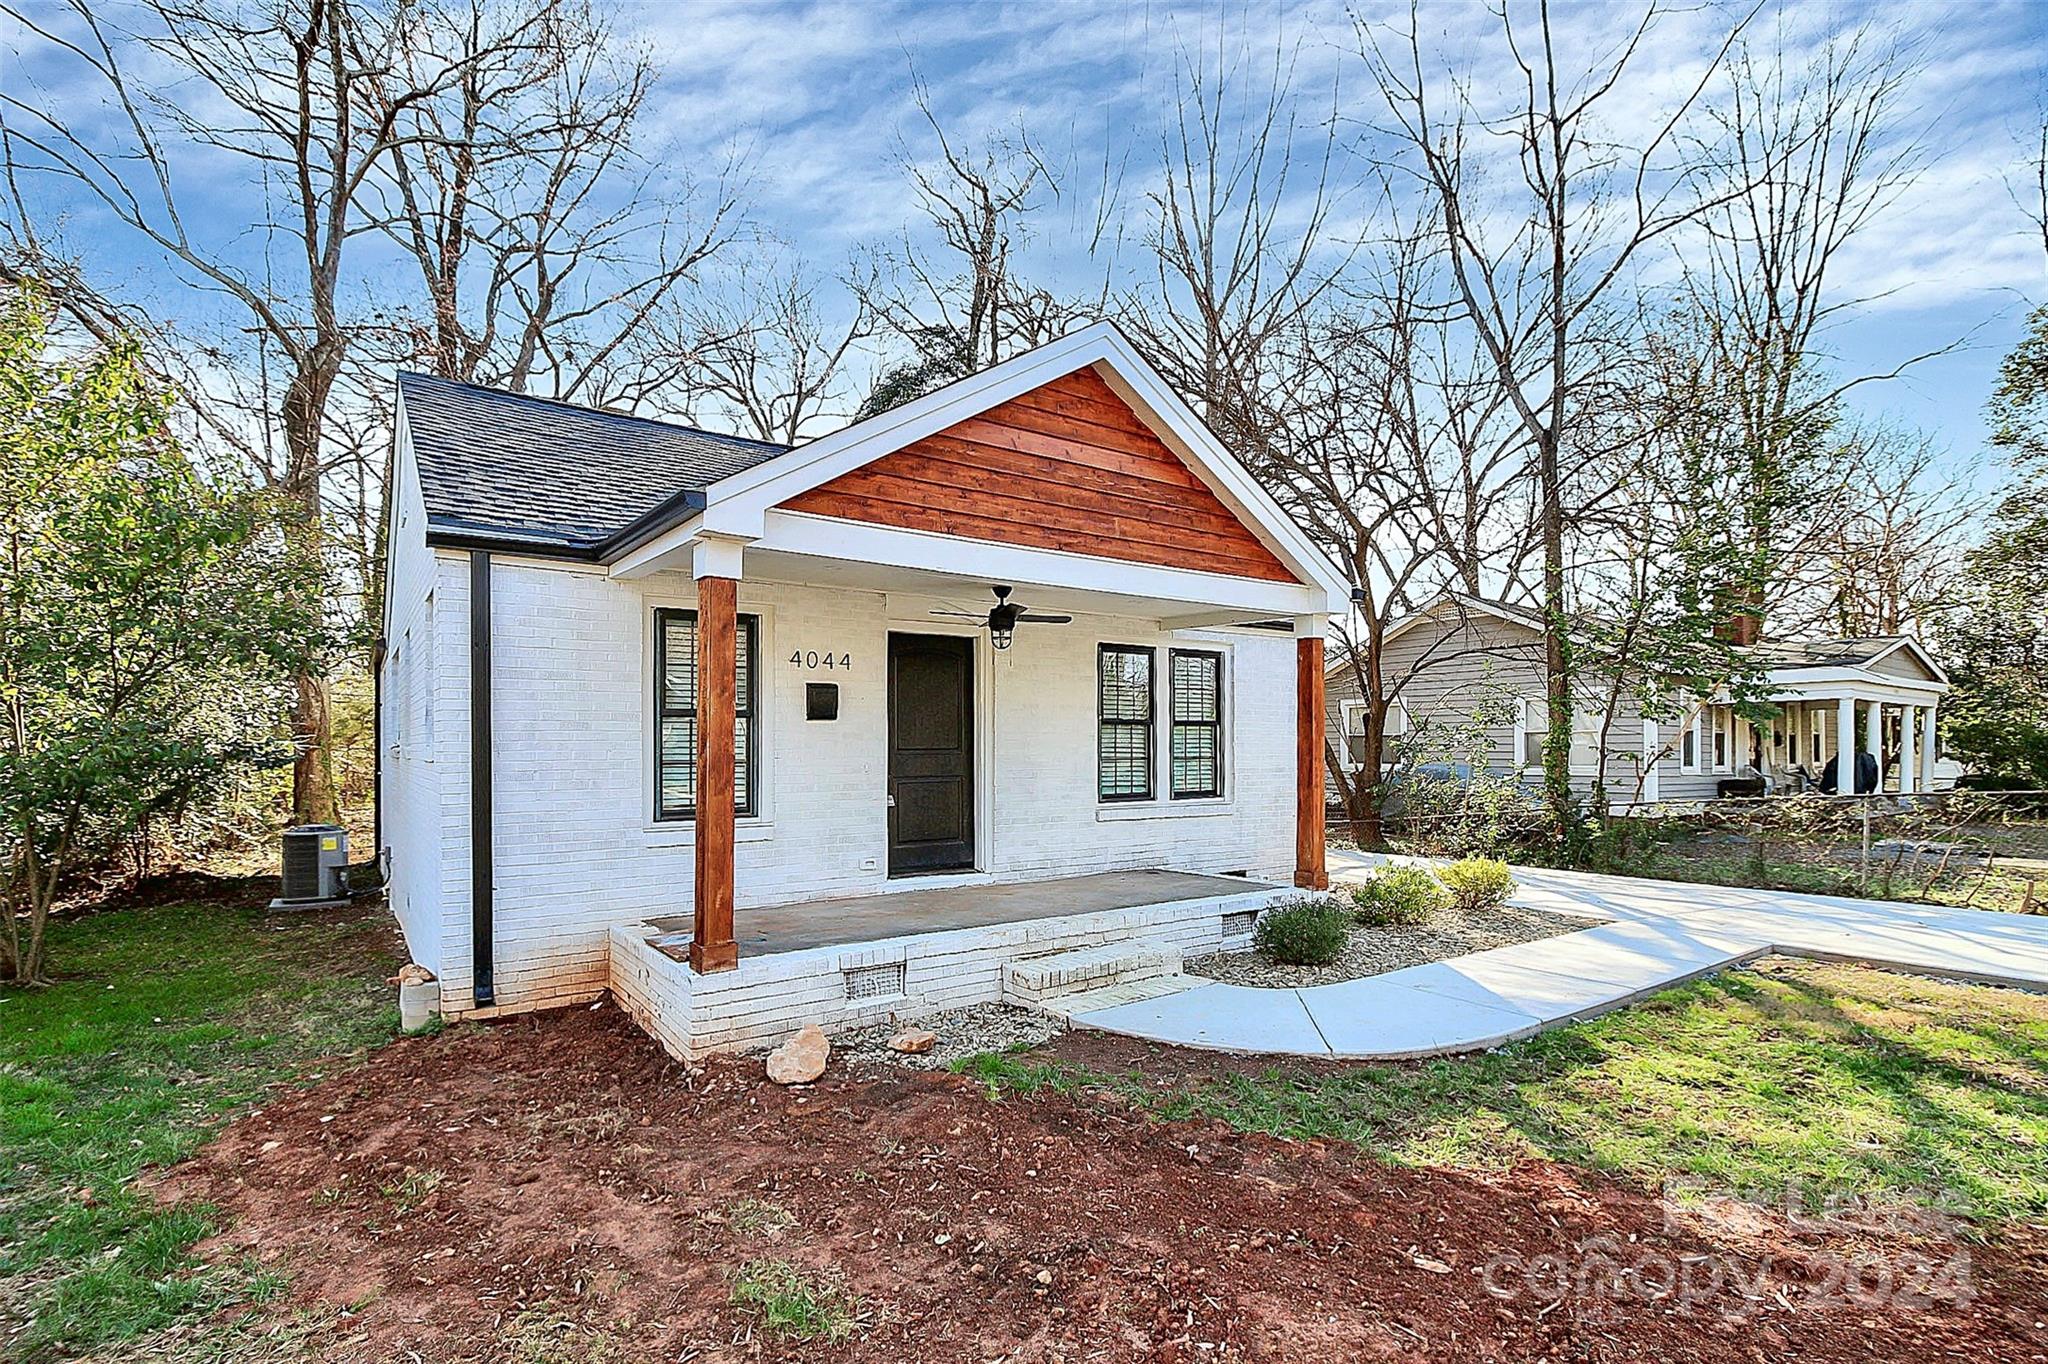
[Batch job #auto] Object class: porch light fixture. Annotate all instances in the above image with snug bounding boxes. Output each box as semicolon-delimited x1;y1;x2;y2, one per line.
930;584;1069;652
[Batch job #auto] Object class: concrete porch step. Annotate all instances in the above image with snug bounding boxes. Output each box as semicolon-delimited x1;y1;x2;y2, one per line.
1003;942;1182;1007
1025;971;1200;1021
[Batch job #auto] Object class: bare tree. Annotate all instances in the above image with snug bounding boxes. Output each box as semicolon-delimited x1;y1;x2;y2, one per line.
1280;221;1538;839
1801;430;1975;637
1125;41;1347;467
1358;0;1753;849
0;0;511;825
366;0;740;409
856;86;1068;415
1676;24;1931;640
686;253;873;444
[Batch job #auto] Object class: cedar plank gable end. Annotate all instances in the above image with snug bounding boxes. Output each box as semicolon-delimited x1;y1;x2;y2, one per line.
777;368;1300;583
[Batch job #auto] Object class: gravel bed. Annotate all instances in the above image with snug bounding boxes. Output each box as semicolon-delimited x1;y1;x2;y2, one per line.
1187;900;1600;989
835;1002;1067;1072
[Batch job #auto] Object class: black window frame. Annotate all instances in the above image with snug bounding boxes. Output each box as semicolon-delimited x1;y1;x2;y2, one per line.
1168;648;1225;800
654;606;758;821
1097;643;1155;803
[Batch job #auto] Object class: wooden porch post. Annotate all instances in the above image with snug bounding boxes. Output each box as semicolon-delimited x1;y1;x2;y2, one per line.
1295;617;1328;890
691;569;740;974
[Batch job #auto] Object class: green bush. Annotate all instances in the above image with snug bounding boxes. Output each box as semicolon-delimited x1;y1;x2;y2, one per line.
1348;865;1450;926
1252;897;1351;965
1438;856;1516;913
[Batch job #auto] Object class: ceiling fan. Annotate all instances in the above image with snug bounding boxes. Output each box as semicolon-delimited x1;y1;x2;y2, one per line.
930;585;1072;650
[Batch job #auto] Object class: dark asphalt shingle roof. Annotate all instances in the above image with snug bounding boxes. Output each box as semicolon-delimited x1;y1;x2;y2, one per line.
399;372;789;552
1748;637;1910;671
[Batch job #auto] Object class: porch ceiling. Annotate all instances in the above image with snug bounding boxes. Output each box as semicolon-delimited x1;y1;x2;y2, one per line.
646;869;1274;957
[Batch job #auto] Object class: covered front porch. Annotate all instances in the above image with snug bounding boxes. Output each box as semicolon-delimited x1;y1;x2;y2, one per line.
610;868;1296;1059
1759;686;1948;795
645;868;1257;956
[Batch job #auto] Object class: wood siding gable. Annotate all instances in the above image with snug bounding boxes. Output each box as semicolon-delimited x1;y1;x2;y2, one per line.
777;368;1299;583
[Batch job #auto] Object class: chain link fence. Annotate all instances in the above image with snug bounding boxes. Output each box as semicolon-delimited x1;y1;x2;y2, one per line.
1337;787;2048;915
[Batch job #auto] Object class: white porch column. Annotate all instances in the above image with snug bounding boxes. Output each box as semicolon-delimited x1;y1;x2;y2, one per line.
1835;696;1856;790
1921;704;1939;790
1865;698;1885;790
1898;704;1918;794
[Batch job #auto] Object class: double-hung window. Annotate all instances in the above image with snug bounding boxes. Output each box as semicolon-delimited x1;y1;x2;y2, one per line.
1168;649;1224;799
1097;644;1155;801
655;607;758;820
1517;697;1545;769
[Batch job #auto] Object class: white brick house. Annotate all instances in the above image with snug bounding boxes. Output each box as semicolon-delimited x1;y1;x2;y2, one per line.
378;323;1350;1052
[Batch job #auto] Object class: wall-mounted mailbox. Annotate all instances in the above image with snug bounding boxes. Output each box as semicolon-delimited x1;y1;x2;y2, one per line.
806;682;840;721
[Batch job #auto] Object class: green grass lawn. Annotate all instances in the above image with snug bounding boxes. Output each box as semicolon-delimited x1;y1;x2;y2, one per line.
968;959;2048;1225
9;882;2047;1361
0;884;403;1362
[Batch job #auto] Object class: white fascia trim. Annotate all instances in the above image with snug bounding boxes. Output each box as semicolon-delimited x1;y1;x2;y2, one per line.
1379;591;1542;652
758;510;1322;616
1758;665;1948;699
382;392;415;645
608;512;704;579
695;320;1350;613
1861;636;1950;686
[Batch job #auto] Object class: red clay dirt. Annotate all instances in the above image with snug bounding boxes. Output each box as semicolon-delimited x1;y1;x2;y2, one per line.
165;1007;2048;1363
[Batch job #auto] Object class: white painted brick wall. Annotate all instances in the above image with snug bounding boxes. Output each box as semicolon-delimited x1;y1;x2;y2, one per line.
378;432;445;978
409;556;1302;1015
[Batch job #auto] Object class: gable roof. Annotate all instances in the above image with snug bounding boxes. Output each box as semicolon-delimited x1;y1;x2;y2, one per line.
395;327;1350;610
398;372;787;555
1368;591;1547;659
1364;592;1948;688
626;321;1352;608
775;366;1301;583
1751;635;1948;683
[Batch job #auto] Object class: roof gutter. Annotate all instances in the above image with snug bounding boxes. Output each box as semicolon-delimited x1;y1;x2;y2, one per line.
418;487;710;568
425;524;601;562
594;486;709;563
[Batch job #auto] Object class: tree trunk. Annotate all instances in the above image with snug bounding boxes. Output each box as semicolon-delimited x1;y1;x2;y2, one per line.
284;360;338;827
1539;427;1577;852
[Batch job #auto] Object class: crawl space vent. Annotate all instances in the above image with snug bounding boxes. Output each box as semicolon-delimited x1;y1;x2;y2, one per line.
843;961;906;1001
1222;909;1260;938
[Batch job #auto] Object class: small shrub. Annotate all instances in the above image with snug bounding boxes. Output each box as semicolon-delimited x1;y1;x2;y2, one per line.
1438;857;1516;913
1348;866;1449;927
728;1258;863;1342
1252;897;1350;965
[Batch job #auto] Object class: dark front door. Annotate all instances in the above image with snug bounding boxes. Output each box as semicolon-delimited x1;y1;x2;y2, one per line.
888;633;975;875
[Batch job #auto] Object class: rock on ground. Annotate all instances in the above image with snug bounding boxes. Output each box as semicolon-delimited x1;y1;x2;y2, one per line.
764;1024;829;1084
886;1027;937;1055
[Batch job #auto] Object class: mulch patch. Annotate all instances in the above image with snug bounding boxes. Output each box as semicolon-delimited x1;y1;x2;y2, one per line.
162;1007;2048;1363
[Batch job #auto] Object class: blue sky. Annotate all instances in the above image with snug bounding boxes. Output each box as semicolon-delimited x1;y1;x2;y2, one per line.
8;0;2047;492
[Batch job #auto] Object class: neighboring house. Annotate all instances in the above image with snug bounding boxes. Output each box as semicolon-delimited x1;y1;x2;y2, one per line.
1325;593;1954;809
379;322;1348;1050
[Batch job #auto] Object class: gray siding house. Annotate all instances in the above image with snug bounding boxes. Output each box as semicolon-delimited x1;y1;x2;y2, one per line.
1327;594;1955;810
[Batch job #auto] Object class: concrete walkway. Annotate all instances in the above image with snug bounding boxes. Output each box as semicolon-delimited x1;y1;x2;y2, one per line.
1065;850;2048;1060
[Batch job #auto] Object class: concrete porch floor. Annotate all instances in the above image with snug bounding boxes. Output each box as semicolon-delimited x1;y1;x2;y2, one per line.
647;868;1271;956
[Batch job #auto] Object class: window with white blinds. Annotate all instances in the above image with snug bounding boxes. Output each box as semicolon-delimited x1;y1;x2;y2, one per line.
655;608;757;820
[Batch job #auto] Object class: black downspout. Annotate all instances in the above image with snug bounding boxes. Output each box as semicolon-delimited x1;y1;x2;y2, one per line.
469;550;495;1007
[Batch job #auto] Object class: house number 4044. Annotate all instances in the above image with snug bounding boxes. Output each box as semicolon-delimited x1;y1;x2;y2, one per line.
789;649;851;670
